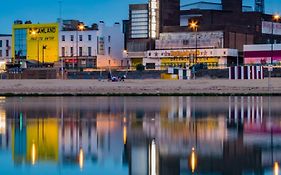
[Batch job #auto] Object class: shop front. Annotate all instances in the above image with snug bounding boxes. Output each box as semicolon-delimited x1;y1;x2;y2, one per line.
143;48;238;69
244;44;281;65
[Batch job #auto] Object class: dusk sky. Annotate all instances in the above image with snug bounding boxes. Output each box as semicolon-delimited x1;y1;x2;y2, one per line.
1;0;280;34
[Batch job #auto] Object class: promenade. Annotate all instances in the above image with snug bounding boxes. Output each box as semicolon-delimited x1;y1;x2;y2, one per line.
0;79;280;95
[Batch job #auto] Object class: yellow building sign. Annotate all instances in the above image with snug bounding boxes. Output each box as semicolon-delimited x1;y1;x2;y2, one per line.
170;50;200;57
12;23;59;63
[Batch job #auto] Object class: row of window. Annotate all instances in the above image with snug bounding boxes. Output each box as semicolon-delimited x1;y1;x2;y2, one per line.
61;35;111;42
131;10;148;14
0;40;10;47
0;50;10;57
61;47;111;57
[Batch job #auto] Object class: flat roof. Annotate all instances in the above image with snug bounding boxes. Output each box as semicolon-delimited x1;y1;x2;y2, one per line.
0;34;12;37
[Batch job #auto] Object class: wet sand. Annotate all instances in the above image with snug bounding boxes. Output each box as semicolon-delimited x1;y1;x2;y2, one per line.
0;79;279;95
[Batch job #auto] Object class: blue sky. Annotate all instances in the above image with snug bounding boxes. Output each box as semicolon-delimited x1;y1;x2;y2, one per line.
1;0;280;34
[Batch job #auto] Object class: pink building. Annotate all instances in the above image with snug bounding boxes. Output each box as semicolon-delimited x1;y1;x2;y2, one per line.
244;44;281;64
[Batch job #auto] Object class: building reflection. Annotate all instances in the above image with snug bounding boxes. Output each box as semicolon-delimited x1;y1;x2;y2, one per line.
0;97;280;175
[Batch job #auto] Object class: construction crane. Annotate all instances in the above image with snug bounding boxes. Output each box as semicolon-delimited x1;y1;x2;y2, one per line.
255;0;264;13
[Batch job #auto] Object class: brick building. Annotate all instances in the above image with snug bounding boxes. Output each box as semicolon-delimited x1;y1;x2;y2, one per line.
124;0;281;68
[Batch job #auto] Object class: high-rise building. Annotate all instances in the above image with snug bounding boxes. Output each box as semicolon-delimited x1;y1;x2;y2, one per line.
129;4;149;39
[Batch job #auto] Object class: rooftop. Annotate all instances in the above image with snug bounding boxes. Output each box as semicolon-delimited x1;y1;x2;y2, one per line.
181;1;253;12
0;34;12;37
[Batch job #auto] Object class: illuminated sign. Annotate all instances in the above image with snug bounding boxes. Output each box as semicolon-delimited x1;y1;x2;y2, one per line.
147;49;238;58
149;0;159;39
29;27;57;34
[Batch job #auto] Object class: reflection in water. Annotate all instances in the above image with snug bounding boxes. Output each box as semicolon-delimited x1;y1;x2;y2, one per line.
79;148;84;170
190;147;197;174
274;162;279;175
0;96;280;174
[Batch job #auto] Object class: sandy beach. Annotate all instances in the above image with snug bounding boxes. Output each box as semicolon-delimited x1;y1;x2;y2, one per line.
0;78;279;95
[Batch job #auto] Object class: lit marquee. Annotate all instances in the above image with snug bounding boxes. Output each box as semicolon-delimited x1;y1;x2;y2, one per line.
149;0;159;39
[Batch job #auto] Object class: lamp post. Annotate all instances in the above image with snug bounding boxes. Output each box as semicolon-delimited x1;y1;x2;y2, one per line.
31;30;40;67
76;24;85;71
189;21;199;79
42;45;47;65
271;14;280;65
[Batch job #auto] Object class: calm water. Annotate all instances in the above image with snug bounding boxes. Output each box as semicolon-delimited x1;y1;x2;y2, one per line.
0;96;280;175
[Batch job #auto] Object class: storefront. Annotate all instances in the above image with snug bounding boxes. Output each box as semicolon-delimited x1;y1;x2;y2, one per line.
143;48;238;69
244;44;281;64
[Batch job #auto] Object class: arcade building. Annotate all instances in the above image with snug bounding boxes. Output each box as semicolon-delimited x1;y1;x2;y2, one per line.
124;0;281;69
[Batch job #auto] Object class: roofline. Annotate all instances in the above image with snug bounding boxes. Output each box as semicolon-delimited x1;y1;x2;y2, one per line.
0;34;12;37
181;1;252;9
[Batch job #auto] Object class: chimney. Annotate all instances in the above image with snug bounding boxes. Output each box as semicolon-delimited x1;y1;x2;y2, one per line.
222;0;242;13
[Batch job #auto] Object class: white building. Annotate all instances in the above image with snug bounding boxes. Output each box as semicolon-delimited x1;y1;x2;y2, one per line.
59;21;126;69
128;31;238;69
0;34;12;61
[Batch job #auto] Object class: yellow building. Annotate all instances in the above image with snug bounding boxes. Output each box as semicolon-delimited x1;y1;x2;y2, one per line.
12;23;59;64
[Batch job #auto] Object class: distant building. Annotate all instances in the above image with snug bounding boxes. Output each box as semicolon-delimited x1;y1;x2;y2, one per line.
124;0;281;68
244;44;281;64
59;20;126;69
12;21;59;65
11;20;125;69
0;34;12;62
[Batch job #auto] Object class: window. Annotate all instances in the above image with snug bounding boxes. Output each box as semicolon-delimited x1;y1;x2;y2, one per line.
0;50;2;57
88;35;92;41
70;35;74;41
79;35;83;41
0;41;2;47
6;50;8;57
108;47;111;55
62;35;65;41
79;47;82;56
70;47;74;56
88;47;92;56
62;47;65;57
6;40;9;47
108;36;111;42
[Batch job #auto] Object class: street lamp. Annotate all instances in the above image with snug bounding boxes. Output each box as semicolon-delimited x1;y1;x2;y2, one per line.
76;23;85;70
271;13;280;65
31;30;40;67
189;21;199;80
189;21;199;65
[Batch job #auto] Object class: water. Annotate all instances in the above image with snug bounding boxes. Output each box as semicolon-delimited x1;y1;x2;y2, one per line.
0;96;280;175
